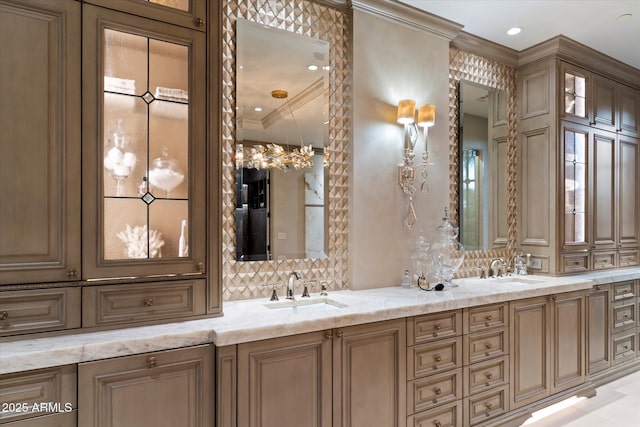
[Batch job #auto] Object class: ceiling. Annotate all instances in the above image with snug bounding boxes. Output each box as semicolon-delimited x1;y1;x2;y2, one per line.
398;0;640;69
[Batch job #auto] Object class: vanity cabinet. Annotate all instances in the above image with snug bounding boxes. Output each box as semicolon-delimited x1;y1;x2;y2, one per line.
78;344;213;427
232;318;406;427
518;44;640;274
0;0;81;286
587;284;611;375
509;290;587;410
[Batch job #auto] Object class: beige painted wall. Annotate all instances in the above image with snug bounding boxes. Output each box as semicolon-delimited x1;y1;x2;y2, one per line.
350;9;451;289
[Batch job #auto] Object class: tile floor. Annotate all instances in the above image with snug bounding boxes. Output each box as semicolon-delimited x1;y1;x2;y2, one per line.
521;370;640;426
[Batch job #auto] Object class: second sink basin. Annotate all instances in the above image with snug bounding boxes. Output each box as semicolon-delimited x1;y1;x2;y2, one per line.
264;297;348;312
494;277;545;285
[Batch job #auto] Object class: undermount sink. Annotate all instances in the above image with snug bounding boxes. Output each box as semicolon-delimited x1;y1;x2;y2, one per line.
494;277;545;285
263;297;348;312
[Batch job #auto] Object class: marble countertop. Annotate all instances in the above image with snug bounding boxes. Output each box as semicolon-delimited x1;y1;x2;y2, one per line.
2;268;639;375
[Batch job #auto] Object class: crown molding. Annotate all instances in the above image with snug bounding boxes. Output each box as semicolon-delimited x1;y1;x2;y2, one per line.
519;35;640;88
350;0;463;41
452;31;519;68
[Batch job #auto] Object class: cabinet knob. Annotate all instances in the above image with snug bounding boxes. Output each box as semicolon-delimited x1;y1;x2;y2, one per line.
144;298;154;307
336;330;343;338
147;356;158;369
486;314;493;321
485;402;493;409
485;342;493;350
196;262;204;272
434;324;442;330
433;387;442;395
195;17;205;27
66;269;78;278
434;421;442;427
325;331;333;340
595;285;601;291
485;372;493;379
434;354;442;362
0;311;7;320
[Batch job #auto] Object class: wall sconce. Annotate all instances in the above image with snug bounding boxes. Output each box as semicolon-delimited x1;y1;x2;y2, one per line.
397;100;435;228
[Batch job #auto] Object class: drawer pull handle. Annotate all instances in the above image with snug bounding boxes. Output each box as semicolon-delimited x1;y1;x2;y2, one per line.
0;311;7;320
144;298;154;307
434;387;442;395
485;342;493;349
486;314;493;321
434;324;442;330
485;372;493;379
485;402;493;409
623;344;629;350
623;313;630;318
147;356;158;369
434;355;442;362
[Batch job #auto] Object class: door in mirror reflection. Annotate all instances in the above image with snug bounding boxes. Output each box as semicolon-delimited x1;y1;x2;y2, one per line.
235;19;329;261
458;81;508;251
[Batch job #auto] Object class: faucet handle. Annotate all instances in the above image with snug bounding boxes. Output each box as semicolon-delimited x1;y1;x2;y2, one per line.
302;280;316;298
262;283;279;301
320;281;329;296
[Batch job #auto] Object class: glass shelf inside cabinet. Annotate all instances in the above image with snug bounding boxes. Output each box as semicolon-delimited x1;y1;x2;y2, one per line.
102;28;190;261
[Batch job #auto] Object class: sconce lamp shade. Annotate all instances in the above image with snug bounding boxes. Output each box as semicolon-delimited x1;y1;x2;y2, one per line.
397;99;416;124
417;104;436;127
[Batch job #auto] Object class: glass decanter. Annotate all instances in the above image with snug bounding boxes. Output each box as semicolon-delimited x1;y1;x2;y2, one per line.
103;119;137;196
148;147;184;197
431;208;465;287
411;230;433;290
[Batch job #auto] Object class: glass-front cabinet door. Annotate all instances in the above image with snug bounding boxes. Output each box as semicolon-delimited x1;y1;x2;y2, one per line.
561;62;592;127
82;5;205;280
561;123;590;253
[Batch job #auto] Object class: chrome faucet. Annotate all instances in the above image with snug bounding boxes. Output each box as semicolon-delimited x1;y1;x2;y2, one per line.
489;258;506;277
286;271;301;300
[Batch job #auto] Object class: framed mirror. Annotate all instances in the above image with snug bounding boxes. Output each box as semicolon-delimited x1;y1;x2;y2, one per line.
221;0;350;300
457;80;508;251
449;47;518;278
235;19;329;261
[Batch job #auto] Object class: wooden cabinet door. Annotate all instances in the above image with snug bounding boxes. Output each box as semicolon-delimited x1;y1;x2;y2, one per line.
618;84;640;137
587;285;611;374
560;62;592;127
333;319;406;427
592;74;618;132
0;0;81;285
510;297;550;409
550;291;586;393
78;345;213;427
618;135;639;250
237;331;332;427
592;129;618;251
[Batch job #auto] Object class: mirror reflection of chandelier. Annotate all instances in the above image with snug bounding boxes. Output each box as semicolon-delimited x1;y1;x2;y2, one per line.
236;89;314;171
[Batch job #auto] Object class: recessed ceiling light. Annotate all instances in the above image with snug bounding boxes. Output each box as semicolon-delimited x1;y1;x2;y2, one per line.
307;64;319;71
507;26;522;36
617;13;632;22
254;107;262;112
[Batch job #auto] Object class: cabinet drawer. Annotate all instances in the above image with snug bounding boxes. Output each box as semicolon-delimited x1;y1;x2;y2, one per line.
1;411;76;426
592;251;616;270
560;254;589;273
0;288;81;337
82;279;206;326
463;304;508;334
619;250;639;267
408;310;462;345
408;337;462;380
464;355;509;397
407;368;462;415
611;300;636;332
407;400;462;427
464;329;508;365
611;331;636;366
463;385;509;426
0;365;76;424
612;281;636;301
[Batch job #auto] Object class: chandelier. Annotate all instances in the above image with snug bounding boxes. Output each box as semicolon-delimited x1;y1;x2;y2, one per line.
236;89;315;171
